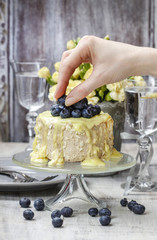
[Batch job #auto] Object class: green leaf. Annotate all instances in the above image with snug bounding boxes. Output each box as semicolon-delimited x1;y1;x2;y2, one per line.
104;92;113;101
46;76;57;86
101;85;107;92
98;90;104;101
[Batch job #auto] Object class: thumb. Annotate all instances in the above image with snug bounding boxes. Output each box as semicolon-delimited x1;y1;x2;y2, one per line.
65;71;102;106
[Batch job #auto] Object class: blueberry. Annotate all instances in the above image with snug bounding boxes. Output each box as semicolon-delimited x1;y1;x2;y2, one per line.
60;107;71;118
99;208;111;216
120;198;128;207
88;207;98;217
57;95;67;105
99;215;111;226
71;109;82;118
34;198;45;211
128;200;137;211
51;104;63;117
82;108;93;118
51;210;62;219
61;207;73;217
94;104;101;114
132;204;145;215
73;98;88;110
19;197;31;208
23;209;34;220
52;217;63;228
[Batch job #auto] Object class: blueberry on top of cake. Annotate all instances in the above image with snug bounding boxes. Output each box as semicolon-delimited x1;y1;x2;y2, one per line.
51;95;101;119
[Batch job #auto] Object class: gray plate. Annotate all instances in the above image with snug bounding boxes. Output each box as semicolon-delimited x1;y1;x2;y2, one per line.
0;157;65;192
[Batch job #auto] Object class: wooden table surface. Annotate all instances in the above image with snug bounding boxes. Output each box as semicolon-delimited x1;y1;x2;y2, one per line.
0;142;157;240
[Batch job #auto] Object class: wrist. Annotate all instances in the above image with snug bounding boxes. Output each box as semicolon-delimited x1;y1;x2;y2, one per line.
131;46;157;77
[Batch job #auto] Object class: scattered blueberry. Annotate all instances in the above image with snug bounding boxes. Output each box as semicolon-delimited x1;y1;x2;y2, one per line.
61;207;73;217
88;207;98;217
120;198;128;207
60;107;71;118
99;215;111;226
73;98;88;110
128;200;137;211
99;208;111;216
34;198;45;211
57;95;67;105
51;210;62;219
132;204;145;215
19;197;31;208
71;109;82;118
23;209;34;220
51;104;63;117
82;108;93;118
52;217;63;228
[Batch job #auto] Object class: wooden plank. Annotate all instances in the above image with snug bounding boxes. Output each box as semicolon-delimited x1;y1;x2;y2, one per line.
8;0;152;141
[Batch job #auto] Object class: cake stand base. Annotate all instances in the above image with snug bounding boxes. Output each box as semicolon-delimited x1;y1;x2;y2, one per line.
12;150;135;212
45;174;106;211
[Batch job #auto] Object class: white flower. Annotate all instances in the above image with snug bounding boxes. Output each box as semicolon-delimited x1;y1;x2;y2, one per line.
54;62;60;71
38;67;51;79
83;65;93;80
52;71;59;83
72;67;81;79
87;96;99;105
67;40;76;50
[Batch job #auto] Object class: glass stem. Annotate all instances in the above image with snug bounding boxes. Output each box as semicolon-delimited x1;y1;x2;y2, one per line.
137;136;151;181
124;135;154;195
26;111;38;151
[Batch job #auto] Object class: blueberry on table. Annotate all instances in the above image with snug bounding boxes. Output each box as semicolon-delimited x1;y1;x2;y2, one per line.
88;207;98;217
57;95;67;105
99;215;111;226
99;208;111;216
128;200;137;211
132;204;145;214
19;197;31;208
71;109;82;118
120;198;128;207
52;217;63;228
34;198;45;211
51;210;62;219
73;98;88;110
61;207;73;217
23;209;34;220
60;107;71;118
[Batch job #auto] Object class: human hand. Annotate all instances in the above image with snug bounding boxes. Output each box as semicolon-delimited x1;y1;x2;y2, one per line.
54;35;157;106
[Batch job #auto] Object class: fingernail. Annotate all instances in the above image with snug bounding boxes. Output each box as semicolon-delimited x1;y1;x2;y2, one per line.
65;97;75;106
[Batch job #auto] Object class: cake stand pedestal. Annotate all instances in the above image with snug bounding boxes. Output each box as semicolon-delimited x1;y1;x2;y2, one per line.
45;174;106;211
13;151;135;211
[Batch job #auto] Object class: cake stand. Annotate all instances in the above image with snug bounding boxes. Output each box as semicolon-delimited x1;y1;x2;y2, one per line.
13;151;135;211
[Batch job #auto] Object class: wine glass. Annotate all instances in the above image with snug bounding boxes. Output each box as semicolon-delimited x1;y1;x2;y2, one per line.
124;86;157;194
11;61;48;151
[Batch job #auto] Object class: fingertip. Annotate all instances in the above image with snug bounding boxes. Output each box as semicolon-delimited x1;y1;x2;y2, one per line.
65;97;76;106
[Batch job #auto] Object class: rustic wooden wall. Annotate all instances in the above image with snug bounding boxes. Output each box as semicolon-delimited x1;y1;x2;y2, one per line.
6;0;155;142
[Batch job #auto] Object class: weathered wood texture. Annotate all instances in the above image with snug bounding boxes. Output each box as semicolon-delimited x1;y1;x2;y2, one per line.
0;0;8;142
7;0;155;141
